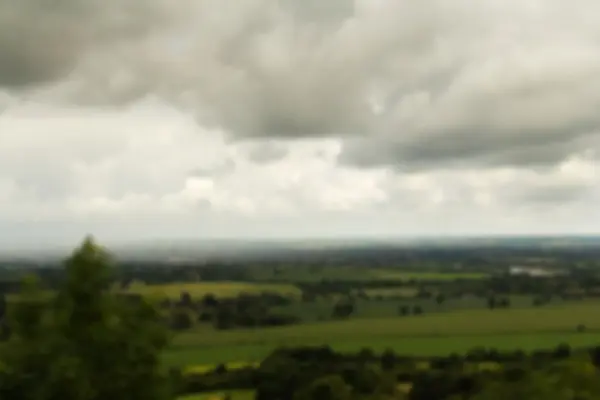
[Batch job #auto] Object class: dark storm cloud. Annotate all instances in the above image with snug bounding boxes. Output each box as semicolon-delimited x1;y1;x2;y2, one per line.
0;0;173;88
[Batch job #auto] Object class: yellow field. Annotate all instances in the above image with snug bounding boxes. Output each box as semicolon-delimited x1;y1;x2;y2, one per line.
183;361;259;375
7;281;301;302
362;287;419;298
124;281;301;300
177;390;254;400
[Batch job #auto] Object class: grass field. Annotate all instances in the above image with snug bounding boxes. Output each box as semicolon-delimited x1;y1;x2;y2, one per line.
124;281;301;299
272;294;548;322
361;287;419;298
371;271;489;281
163;332;600;367
249;267;489;283
164;301;600;366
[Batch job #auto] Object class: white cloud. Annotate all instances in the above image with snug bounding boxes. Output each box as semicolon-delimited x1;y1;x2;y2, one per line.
1;0;599;247
0;100;598;248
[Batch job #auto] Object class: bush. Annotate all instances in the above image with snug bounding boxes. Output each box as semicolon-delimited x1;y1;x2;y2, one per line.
170;310;194;331
381;349;397;370
553;343;571;359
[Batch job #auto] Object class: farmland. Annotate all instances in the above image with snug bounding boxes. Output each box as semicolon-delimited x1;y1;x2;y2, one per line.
370;270;488;281
248;266;490;283
3;237;600;399
164;301;600;366
164;331;600;367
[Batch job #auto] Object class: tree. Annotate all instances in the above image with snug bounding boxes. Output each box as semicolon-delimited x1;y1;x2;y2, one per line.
357;347;375;364
0;236;172;400
590;346;600;369
0;293;5;320
201;293;219;308
497;297;510;308
435;294;446;306
170;309;193;331
398;305;410;316
472;365;600;400
294;375;352;400
412;305;423;315
553;343;571;359
215;305;236;330
179;291;193;307
380;349;396;371
0;292;9;341
332;300;355;319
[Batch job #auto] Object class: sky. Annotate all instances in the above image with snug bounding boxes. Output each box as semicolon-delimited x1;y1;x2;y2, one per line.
0;0;599;249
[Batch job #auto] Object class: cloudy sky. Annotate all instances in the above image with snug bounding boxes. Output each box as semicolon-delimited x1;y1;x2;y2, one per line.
1;0;599;249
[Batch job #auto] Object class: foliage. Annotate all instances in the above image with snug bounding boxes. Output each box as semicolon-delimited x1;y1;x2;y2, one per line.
471;362;600;400
0;236;172;400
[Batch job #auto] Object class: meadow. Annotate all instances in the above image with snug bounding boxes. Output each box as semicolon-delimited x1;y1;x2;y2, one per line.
164;301;600;367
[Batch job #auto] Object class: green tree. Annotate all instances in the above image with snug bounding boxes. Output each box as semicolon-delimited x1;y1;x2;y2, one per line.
472;360;600;400
380;348;396;371
293;375;352;400
0;236;172;400
435;293;445;306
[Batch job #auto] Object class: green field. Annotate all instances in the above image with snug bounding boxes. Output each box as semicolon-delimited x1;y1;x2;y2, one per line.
371;271;489;281
164;301;600;366
277;294;553;322
361;287;419;298
249;266;489;283
164;332;600;367
124;281;301;299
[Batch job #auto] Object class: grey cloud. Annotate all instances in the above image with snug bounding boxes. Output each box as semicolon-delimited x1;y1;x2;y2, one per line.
341;40;600;170
3;0;444;136
280;0;354;27
342;133;598;172
504;181;594;207
4;0;600;172
0;0;174;88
